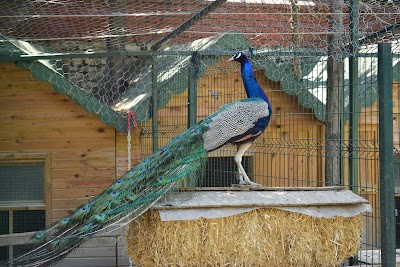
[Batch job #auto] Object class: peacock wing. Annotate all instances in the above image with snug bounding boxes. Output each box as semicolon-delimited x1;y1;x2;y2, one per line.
202;98;270;152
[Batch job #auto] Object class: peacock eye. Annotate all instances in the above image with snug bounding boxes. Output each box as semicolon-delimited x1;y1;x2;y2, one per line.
235;52;242;59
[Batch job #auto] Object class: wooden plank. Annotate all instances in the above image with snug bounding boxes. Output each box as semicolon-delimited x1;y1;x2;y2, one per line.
0;231;33;246
51;210;74;220
0;137;115;150
51;157;115;169
0;62;24;71
0;98;74;108
51;147;115;160
52;198;88;210
52;188;104;199
0;108;92;121
52;178;115;189
0;201;45;210
51;168;116;180
0;118;108;130
0;127;115;140
116;156;141;168
153;190;369;209
0;90;62;98
0;81;52;91
0;68;34;78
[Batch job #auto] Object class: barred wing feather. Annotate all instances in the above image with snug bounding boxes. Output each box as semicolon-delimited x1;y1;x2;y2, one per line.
203;98;270;152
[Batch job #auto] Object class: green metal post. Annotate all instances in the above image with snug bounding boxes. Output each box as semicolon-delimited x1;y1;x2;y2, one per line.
188;52;199;128
378;42;395;267
349;0;360;195
348;1;359;264
151;54;159;152
186;52;200;187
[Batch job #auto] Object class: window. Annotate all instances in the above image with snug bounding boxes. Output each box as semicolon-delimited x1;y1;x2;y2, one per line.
0;154;50;262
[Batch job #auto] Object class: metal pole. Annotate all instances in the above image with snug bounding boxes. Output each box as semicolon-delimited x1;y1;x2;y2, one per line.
186;52;200;187
349;0;360;195
151;54;159;152
348;1;359;264
378;42;395;267
188;52;199;128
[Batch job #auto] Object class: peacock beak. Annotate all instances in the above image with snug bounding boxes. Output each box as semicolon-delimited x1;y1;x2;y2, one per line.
228;56;235;61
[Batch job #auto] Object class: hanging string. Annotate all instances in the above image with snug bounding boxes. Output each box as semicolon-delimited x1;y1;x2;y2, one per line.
127;110;138;170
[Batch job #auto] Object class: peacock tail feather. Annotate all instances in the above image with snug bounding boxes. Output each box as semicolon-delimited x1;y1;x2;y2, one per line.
6;51;272;266
7;97;268;267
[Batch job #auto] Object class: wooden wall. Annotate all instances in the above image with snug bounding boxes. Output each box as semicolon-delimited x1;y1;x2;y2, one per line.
0;62;142;266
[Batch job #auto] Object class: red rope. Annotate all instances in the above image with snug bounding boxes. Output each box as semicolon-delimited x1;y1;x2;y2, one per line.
127;110;138;131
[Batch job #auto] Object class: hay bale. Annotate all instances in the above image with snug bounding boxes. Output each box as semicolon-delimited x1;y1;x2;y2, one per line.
126;208;362;267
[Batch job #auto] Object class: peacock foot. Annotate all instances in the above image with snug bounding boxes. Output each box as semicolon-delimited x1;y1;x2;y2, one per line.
239;180;262;186
237;173;261;186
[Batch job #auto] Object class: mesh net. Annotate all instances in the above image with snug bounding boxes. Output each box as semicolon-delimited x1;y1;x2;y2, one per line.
1;1;399;50
0;0;398;130
1;0;400;265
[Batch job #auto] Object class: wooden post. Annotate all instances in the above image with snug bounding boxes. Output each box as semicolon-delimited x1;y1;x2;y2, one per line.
325;0;344;186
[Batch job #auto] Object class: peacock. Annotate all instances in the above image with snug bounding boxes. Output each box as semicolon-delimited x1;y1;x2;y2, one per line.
6;52;272;267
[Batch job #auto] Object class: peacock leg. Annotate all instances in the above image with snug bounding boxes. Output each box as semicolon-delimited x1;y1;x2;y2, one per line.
234;142;260;186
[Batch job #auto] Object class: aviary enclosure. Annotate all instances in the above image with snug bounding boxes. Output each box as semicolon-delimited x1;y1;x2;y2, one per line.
0;0;399;266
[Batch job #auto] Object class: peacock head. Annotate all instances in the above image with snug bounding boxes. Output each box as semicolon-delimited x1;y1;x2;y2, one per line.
228;52;247;63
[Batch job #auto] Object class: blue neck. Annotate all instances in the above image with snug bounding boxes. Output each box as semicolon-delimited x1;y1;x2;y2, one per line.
241;58;270;104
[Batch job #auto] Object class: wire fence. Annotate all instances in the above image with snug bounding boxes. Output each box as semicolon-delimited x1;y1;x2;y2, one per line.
1;0;400;266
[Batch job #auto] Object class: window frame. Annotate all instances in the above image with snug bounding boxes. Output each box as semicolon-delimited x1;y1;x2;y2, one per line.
0;153;51;261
